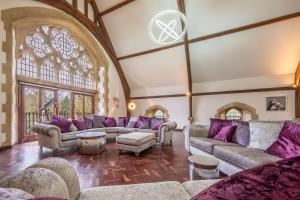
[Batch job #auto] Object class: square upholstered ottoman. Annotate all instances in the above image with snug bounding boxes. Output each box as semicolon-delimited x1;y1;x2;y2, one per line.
116;132;156;156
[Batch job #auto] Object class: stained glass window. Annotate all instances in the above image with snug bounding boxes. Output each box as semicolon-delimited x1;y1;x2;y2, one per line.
17;52;38;78
226;108;242;120
17;25;97;90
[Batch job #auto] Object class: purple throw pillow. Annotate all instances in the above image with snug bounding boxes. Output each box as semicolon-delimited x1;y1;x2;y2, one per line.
116;118;125;127
150;118;165;130
136;116;151;129
231;120;250;146
213;125;236;142
93;115;105;128
103;117;116;127
119;117;130;126
191;156;300;200
83;116;93;129
72;119;87;131
266;121;300;159
127;120;137;128
208;118;233;138
50;116;72;133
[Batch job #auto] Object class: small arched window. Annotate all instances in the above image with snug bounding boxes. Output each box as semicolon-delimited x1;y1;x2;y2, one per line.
225;108;242;120
154;109;164;118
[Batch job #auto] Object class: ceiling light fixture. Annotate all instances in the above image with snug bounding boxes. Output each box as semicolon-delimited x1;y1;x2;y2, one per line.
148;10;187;45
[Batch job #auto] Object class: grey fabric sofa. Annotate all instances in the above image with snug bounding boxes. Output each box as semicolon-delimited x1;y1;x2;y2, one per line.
32;120;177;152
184;121;283;175
0;157;220;200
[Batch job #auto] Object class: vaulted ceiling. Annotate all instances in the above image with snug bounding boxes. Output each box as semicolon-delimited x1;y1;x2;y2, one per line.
41;0;300;98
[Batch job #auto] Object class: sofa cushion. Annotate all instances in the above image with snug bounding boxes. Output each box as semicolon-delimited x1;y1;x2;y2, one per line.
93;115;105;128
103;117;116;127
266;121;300;159
150;118;165;130
182;180;221;198
127;117;138;128
117;127;137;134
61;131;79;141
68;123;78;132
190;137;240;153
248;121;284;150
116;132;155;146
208;119;232;138
231;121;250;146
137;129;159;134
213;125;236;142
77;181;190;200
50;116;72;133
72;119;87;131
136;116;151;129
83;117;93;129
213;145;281;169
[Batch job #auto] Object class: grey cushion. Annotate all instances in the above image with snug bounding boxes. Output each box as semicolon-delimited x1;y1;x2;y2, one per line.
190;137;240;153
213;145;281;169
248;121;284;150
69;123;78;132
93;115;105;128
231;121;249;146
117;127;137;134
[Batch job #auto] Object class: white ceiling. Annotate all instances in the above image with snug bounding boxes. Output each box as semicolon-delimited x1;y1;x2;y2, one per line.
190;17;300;83
120;46;188;89
95;0;300;93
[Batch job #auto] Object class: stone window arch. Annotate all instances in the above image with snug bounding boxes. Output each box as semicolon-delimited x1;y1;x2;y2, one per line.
145;105;169;119
216;102;258;121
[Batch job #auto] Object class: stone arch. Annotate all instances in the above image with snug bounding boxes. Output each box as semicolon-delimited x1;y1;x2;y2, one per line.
215;102;258;120
145;105;169;119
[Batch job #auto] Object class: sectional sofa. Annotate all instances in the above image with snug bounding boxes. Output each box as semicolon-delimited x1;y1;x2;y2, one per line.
184;120;284;175
32;116;177;152
0;157;220;200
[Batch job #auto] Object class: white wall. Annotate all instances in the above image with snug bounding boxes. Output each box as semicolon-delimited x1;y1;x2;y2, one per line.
193;90;295;125
131;97;189;129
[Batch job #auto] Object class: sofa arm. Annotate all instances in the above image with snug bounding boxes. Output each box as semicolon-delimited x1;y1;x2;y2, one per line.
158;121;177;145
31;123;62;151
159;121;177;132
183;124;209;152
0;168;70;199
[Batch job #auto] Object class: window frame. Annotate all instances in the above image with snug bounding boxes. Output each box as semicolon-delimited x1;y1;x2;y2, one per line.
225;107;242;120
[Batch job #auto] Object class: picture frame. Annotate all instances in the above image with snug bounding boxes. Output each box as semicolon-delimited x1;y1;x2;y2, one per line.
266;96;286;111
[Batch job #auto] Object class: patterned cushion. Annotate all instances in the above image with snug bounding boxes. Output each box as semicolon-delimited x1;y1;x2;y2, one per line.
208;119;232;138
72;119;87;131
192;157;300;200
231;121;250;146
213;125;236;142
50;116;72;133
103;117;116;127
136;116;151;129
248;121;284;150
266;121;300;158
83;117;93;129
93;115;105;128
150;118;165;130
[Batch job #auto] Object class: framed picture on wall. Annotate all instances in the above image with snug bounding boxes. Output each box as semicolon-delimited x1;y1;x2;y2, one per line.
266;96;286;111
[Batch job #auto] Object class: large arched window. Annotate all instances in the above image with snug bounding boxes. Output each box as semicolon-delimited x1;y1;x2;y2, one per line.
17;25;96;90
225;108;242;120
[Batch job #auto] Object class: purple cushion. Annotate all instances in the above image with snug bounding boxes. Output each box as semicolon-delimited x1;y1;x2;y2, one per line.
208;118;233;138
266;121;300;159
93;115;105;128
72;119;87;131
50;116;72;133
136;116;151;129
231;120;250;146
127;120;137;128
150;118;165;130
83;116;93;129
0;188;24;200
192;156;300;200
213;125;236;142
116;117;129;127
103;117;116;127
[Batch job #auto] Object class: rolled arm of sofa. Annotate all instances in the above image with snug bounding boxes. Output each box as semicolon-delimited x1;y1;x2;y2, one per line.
158;121;177;145
183;124;209;152
31;123;62;151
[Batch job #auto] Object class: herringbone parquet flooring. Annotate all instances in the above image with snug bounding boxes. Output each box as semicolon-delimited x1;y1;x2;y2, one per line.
0;132;190;188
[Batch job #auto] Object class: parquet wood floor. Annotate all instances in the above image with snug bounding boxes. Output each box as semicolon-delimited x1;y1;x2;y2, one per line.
0;132;191;189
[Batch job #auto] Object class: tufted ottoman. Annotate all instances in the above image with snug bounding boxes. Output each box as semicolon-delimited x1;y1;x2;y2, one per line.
116;132;156;156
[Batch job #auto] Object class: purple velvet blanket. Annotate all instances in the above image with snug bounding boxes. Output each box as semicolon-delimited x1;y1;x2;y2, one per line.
192;156;300;200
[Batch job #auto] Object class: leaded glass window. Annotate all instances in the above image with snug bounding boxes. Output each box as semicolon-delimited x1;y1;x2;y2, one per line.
226;108;242;120
17;25;96;90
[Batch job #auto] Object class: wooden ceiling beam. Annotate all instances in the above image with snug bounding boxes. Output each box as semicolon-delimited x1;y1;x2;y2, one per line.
177;0;193;122
117;11;300;60
36;0;131;115
99;0;136;16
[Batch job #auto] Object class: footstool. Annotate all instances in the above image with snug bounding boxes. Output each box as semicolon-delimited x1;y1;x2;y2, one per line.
116;132;156;156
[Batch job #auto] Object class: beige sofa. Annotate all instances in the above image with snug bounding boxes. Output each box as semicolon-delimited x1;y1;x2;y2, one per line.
32;121;177;152
184;121;283;175
0;157;220;200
